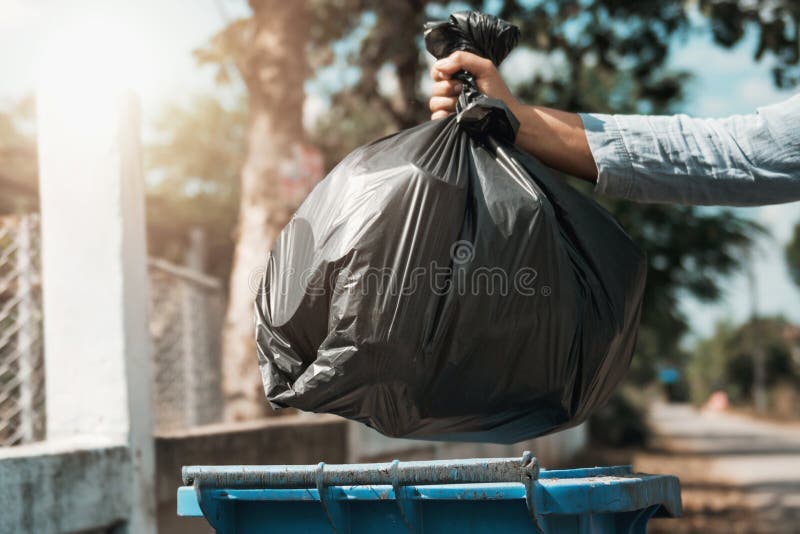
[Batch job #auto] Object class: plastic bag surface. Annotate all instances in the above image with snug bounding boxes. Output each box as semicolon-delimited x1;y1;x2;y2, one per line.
255;11;647;443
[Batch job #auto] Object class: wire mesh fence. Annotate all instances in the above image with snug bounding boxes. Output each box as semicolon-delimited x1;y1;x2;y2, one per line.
0;214;226;446
148;257;225;433
0;214;45;446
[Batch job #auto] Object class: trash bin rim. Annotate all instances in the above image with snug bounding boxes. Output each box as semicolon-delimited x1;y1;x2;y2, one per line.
177;464;681;519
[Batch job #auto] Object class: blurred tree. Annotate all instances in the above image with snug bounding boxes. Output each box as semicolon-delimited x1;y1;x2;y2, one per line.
196;0;311;420
190;0;796;418
787;222;800;288
690;316;797;404
0;96;38;214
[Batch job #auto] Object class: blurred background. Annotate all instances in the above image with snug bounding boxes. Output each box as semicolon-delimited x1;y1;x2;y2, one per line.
0;0;799;532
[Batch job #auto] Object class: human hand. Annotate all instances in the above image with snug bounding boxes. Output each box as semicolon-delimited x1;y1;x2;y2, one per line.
429;51;521;120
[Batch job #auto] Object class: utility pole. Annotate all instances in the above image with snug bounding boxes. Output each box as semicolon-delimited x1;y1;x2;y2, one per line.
747;252;767;414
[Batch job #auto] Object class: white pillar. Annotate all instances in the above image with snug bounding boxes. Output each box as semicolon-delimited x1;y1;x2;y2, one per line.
37;89;156;533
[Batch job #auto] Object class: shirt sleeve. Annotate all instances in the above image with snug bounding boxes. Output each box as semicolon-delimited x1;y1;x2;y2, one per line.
579;93;800;206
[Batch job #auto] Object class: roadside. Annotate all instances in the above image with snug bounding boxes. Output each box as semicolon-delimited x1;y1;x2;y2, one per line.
579;404;800;534
596;403;800;533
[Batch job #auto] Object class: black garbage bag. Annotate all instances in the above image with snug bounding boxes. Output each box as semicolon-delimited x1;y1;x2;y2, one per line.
255;11;647;443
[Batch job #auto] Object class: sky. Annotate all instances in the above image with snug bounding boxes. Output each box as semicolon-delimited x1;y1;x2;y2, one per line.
1;0;798;342
0;0;247;119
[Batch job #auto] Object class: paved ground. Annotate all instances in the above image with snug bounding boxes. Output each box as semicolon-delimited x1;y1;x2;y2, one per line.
638;403;800;533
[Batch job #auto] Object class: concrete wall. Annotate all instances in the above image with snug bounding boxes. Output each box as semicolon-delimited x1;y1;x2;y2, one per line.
155;414;348;534
0;439;131;533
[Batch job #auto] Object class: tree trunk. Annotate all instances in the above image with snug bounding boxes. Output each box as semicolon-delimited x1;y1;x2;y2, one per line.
222;0;308;421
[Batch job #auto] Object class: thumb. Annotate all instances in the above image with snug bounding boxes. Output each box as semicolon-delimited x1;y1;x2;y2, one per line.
434;51;494;77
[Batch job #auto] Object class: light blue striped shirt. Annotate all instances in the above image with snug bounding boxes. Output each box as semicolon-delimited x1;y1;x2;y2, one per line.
580;93;800;206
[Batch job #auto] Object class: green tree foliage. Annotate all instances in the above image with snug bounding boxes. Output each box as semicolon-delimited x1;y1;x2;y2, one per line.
0;96;38;214
309;0;799;161
787;222;800;288
146;94;247;281
605;202;763;381
699;0;800;88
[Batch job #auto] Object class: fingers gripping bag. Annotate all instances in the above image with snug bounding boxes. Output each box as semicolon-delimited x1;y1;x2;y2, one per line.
255;11;647;443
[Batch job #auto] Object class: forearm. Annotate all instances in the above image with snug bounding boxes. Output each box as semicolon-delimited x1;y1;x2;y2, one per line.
512;104;597;183
513;97;800;206
431;51;800;206
580;96;800;206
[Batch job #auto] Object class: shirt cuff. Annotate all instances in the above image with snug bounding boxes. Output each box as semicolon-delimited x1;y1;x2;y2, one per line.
579;113;635;199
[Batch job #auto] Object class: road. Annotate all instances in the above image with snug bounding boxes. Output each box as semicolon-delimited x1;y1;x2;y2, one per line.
638;403;800;533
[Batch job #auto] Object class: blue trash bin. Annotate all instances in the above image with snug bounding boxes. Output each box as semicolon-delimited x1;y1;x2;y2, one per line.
178;452;681;533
